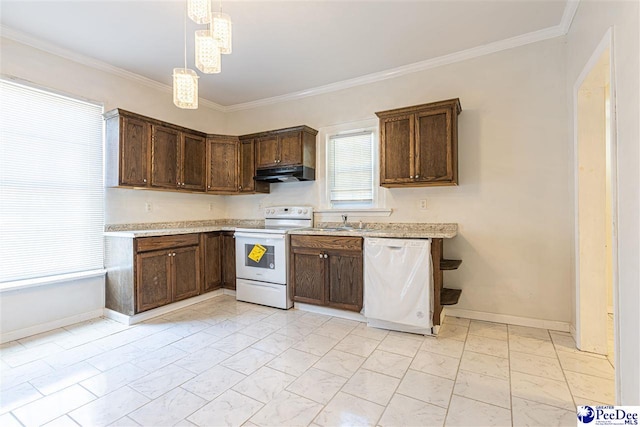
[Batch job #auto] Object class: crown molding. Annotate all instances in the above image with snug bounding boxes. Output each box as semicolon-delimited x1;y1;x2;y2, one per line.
559;0;581;35
2;0;580;114
0;26;226;112
225;24;565;112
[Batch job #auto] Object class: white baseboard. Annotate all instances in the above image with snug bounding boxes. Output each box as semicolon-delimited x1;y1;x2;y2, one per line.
570;323;579;347
294;303;366;322
104;290;225;326
0;309;104;344
444;307;571;332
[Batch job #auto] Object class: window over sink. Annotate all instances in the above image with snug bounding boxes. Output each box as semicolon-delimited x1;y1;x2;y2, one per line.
321;118;386;212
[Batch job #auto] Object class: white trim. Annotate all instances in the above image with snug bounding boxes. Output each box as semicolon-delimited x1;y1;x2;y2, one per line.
104;290;224;326
572;27;618;355
0;309;103;344
444;308;571;332
0;269;106;293
0;26;225;112
225;25;565;112
295;302;366;323
314;208;392;217
559;1;581;35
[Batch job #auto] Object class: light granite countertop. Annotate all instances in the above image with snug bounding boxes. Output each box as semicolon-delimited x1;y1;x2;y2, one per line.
104;220;457;239
103;219;263;238
290;222;458;239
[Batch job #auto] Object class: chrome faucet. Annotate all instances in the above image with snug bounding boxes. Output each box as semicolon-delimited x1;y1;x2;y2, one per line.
342;214;348;228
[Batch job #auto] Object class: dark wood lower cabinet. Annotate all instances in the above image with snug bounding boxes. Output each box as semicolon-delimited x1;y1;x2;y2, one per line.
221;231;236;290
106;233;212;315
327;250;363;312
172;245;201;302
202;232;222;293
291;248;325;305
134;236;201;313
291;235;363;312
136;250;172;312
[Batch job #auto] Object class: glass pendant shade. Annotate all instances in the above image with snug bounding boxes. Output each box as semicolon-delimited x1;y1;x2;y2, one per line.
187;0;211;24
172;68;199;109
211;12;232;54
195;30;221;74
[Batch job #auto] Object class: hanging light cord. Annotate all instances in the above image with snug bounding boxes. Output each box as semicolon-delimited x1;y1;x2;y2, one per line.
183;0;187;70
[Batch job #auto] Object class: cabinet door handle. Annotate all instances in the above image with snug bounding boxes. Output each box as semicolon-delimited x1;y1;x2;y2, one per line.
319;253;323;258
410;175;414;179
323;254;328;259
143;178;147;183
415;174;419;178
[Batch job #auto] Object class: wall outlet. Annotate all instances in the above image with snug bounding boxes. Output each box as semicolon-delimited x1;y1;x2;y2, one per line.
419;199;427;210
145;202;152;212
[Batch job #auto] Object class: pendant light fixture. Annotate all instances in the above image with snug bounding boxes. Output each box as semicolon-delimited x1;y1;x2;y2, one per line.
173;2;199;109
175;0;232;108
195;29;221;74
187;0;210;25
211;2;232;55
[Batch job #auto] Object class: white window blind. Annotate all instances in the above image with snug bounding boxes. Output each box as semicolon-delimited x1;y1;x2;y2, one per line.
0;80;104;283
328;131;374;206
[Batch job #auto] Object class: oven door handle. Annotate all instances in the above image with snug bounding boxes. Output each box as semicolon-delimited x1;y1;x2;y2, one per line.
234;232;286;240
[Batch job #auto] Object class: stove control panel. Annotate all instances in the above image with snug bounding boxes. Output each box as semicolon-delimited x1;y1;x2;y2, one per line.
264;206;313;220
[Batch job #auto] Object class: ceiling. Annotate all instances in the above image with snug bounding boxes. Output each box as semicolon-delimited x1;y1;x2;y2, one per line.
0;1;571;109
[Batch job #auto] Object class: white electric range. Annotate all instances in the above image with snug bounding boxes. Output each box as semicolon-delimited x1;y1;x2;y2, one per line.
234;206;313;309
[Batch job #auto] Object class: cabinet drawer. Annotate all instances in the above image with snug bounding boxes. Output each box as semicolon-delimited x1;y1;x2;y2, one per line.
291;235;362;251
136;234;200;252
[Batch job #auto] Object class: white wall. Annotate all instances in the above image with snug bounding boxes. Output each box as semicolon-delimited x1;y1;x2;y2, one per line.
0;276;104;343
0;37;230;338
0;37;230;226
565;0;639;406
225;38;573;325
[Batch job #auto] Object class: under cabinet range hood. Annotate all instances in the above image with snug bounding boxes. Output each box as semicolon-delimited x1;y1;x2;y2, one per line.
254;166;315;183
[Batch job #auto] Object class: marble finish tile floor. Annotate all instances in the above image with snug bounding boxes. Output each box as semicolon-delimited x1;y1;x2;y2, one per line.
0;295;615;426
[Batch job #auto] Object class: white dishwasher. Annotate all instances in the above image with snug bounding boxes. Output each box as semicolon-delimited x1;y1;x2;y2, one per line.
364;238;433;334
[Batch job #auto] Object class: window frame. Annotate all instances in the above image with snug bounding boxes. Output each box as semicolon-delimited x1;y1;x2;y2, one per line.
0;77;106;289
318;118;388;213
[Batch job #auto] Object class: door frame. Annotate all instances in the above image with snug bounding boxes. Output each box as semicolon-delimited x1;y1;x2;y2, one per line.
572;27;620;397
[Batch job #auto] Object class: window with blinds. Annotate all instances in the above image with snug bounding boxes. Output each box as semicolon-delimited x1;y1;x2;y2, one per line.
0;79;104;284
327;130;374;207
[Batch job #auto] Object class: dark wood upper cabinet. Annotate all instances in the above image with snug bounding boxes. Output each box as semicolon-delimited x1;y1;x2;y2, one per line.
239;138;269;194
290;235;363;312
105;109;207;192
255;136;279;169
377;98;461;187
181;132;207;191
246;126;317;170
105;109;314;194
105;111;151;187
206;135;239;193
151;124;180;189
